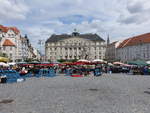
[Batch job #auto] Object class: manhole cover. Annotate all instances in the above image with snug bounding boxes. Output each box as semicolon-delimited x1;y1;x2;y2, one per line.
0;99;14;104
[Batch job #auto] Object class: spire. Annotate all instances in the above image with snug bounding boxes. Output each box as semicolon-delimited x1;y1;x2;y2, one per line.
25;34;28;38
107;34;110;45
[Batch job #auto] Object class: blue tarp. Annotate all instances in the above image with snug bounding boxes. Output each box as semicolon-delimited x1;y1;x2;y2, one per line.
0;70;25;83
94;68;102;76
22;69;56;78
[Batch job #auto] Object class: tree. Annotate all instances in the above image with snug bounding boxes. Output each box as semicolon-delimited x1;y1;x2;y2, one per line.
25;58;34;63
57;59;66;63
48;59;52;63
0;52;8;58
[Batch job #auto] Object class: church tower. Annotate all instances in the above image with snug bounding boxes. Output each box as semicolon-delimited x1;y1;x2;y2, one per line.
107;34;110;46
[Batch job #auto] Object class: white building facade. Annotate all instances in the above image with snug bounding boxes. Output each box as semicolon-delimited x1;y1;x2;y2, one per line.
0;25;37;62
45;32;106;62
116;33;150;62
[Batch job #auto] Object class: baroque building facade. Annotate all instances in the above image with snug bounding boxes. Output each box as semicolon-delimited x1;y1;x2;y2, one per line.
45;32;106;62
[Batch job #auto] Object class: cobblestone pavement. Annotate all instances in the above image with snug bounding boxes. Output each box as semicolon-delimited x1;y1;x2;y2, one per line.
0;74;150;113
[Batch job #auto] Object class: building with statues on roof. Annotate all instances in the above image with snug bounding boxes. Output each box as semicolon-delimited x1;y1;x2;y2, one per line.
45;30;106;62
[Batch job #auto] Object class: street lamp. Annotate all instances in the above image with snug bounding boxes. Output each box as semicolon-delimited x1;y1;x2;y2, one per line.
38;39;45;62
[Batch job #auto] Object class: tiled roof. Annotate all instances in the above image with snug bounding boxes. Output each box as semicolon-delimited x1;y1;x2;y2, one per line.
0;25;8;33
46;33;105;43
117;38;132;48
3;39;15;46
117;33;150;48
9;27;20;34
0;25;20;34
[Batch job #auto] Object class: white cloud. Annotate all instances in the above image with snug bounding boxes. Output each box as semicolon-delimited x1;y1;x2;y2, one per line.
118;0;150;24
27;27;55;40
25;26;55;50
24;0;150;43
2;0;150;48
41;20;64;26
0;0;29;21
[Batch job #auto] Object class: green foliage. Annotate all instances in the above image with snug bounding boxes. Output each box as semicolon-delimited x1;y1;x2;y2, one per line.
70;59;78;62
57;59;66;63
0;53;8;58
17;59;22;62
24;58;40;63
25;58;34;62
48;59;52;63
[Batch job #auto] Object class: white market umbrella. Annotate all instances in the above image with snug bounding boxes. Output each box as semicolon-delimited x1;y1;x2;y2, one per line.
0;62;9;67
78;59;90;62
8;62;16;66
93;59;104;62
108;63;113;66
113;62;124;65
146;61;150;64
93;59;107;63
0;62;7;65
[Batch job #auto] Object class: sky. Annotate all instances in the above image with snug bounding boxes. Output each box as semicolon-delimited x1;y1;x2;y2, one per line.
0;0;150;51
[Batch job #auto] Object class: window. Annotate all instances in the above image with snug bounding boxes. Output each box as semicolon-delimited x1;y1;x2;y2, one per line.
65;56;67;59
10;53;12;58
3;47;5;50
144;53;146;58
10;47;12;51
95;47;97;51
